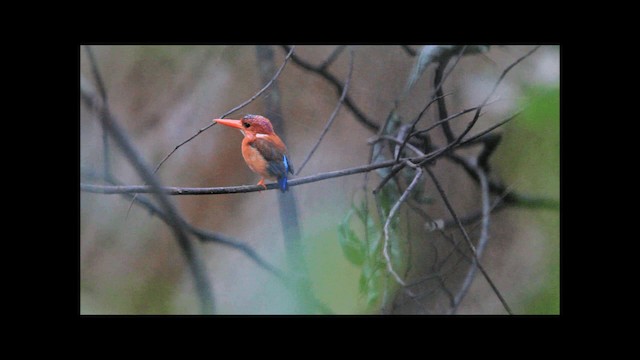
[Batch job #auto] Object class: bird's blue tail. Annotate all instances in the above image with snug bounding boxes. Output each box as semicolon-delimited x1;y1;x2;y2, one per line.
278;176;288;192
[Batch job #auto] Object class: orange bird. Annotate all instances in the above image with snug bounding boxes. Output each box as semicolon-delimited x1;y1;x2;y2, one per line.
214;114;294;192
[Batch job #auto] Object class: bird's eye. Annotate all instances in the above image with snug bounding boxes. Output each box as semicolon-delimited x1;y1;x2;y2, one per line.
243;122;251;128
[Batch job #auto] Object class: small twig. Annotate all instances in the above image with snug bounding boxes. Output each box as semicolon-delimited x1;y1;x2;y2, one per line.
425;167;512;314
451;165;491;313
383;166;423;288
84;46;111;178
282;45;380;132
457;110;522;147
453;46;540;147
433;45;467;143
411;98;501;138
393;93;450;162
296;47;353;175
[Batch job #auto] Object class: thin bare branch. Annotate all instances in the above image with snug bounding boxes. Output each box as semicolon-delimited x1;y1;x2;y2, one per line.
296;47;353;175
411;98;501;138
434;45;467;143
282;45;380;132
425;167;512;314
84;46;111;178
393;93;450;162
451;165;491;313
383;166;423;288
453;46;541;147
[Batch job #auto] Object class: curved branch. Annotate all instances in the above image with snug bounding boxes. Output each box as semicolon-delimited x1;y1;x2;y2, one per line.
425;167;513;314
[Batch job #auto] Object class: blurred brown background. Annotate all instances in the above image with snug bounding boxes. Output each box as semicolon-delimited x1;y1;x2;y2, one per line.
80;45;559;314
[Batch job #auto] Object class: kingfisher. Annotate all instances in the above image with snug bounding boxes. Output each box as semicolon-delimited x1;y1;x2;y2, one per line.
214;114;294;192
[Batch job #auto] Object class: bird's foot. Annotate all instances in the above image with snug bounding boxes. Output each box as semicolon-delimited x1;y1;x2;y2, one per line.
257;178;267;190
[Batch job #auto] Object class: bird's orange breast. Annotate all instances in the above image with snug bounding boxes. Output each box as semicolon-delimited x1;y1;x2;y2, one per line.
241;137;273;179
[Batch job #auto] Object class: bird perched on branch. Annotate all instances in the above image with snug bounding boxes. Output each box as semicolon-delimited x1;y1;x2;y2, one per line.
214;114;293;192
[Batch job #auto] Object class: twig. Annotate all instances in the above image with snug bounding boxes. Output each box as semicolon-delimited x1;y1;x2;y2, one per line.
434;45;467;143
296;47;354;175
282;45;380;132
451;165;491;313
81;79;216;314
453;46;540;147
425;167;512;314
411;98;501;138
383;165;423;288
393;93;450;162
84;46;111;178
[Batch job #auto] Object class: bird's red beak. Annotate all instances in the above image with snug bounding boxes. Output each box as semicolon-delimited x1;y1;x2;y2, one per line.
214;119;243;129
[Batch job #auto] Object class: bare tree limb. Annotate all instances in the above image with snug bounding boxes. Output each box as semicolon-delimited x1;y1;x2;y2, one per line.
296;47;353;175
383;166;423;288
425;167;512;314
84;45;111;178
81;76;216;314
451;165;491;313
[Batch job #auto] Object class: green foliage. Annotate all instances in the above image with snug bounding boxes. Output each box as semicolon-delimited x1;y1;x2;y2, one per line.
337;184;406;310
495;82;560;314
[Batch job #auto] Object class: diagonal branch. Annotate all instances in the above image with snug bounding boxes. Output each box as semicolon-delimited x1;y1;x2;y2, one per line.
451;165;491;313
453;46;540;147
296;47;354;175
81;77;216;314
425;167;512;314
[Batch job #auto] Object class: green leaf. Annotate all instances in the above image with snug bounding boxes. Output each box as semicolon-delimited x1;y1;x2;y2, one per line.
366;287;380;307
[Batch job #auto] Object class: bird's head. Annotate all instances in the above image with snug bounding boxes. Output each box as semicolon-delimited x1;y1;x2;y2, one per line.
214;114;275;136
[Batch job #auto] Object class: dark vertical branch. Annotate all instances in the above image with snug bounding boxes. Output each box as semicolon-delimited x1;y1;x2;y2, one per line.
80;85;216;314
255;45;314;312
433;45;467;144
434;61;455;143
